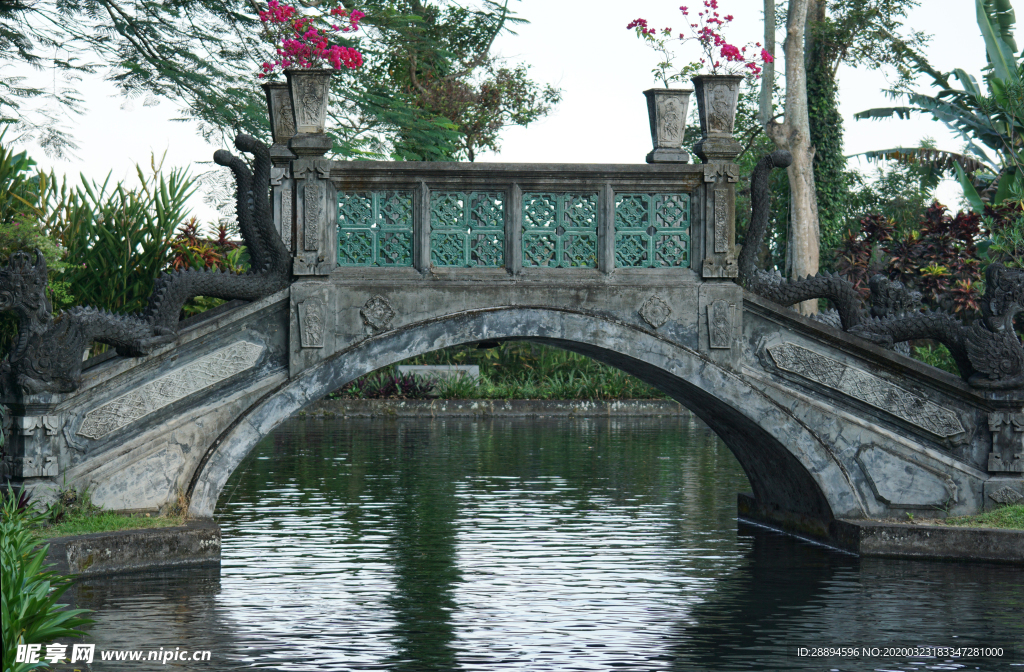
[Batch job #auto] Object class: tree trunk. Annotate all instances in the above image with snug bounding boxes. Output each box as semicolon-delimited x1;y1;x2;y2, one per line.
760;0;776;126
766;0;820;316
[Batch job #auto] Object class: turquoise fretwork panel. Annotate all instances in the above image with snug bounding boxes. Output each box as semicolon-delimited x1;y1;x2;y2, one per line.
522;193;599;268
429;191;505;267
337;191;414;266
613;193;690;268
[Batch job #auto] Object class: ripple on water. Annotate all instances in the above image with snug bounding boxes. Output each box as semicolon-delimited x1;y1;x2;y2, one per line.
68;417;1024;671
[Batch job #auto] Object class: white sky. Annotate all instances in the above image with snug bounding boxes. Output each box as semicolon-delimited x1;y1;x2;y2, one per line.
10;0;988;222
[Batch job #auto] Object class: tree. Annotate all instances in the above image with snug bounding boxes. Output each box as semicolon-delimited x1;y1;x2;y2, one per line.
0;0;558;162
404;58;561;161
803;0;927;254
854;0;1024;209
356;0;560;161
766;0;819;315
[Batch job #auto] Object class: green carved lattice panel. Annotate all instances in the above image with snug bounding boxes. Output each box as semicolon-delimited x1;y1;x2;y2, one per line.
614;193;690;268
522;193;599;268
337;191;413;266
430;191;505;267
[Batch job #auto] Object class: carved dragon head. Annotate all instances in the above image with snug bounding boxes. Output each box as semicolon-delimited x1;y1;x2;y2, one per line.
0;250;52;320
981;263;1024;333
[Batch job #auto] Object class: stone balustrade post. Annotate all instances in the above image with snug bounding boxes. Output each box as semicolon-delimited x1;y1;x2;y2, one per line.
288;124;335;276
692;76;743;280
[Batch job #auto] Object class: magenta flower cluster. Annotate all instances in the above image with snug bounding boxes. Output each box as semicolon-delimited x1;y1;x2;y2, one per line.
628;1;773;79
257;1;365;78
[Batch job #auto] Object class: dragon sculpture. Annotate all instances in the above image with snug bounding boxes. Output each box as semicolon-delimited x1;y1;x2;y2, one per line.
0;134;290;395
743;150;1024;390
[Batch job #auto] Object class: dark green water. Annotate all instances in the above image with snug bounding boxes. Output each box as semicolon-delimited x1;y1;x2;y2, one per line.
70;416;1024;671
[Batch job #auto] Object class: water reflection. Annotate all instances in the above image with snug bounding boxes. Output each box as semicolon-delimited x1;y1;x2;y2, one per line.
65;416;1023;671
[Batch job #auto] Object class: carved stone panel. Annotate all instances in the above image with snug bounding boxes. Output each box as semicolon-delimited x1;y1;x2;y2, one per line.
15;414;61;436
987;412;1024;472
298;296;326;348
281;183;293;251
990;486;1024;504
703;163;739;183
7;455;58;478
361;295;396;331
638;295;671;328
856;444;958;508
304;181;323;251
713;188;728;253
708;300;732;349
77;342;264;440
766;342;965;438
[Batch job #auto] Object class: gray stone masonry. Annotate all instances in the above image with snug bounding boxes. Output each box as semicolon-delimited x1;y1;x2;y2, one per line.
4;118;1023;546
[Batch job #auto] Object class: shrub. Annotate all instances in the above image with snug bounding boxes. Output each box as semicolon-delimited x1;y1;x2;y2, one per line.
1;488;92;672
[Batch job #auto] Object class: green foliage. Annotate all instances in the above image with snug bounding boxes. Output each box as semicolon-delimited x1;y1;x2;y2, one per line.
911;343;960;376
355;0;560;161
854;0;1024;206
333;342;669;400
806;0;928;260
52;156;196;316
980;200;1024;267
2;1;553;163
0;142;198;358
807;46;848;257
1;488;92;672
846;151;937;239
167;218;249;318
835;204;982;315
404;342;668;400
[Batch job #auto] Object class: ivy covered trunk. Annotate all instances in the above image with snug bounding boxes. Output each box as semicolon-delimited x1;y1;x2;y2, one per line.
805;1;847;261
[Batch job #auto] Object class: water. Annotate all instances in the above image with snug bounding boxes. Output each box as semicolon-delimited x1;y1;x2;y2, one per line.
69;416;1024;671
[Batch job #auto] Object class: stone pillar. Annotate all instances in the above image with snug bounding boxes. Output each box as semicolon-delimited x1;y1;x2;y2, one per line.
288;133;335;276
1;392;64;499
694;80;742;280
987;412;1024;473
982;411;1024;511
698;160;740;279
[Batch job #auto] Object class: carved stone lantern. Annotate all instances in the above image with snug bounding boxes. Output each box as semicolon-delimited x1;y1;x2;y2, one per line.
643;88;692;163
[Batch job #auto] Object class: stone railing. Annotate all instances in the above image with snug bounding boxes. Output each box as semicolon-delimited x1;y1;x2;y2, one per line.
274;160;736;279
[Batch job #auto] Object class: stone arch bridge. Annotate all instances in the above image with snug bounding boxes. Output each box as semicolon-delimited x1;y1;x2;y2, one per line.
3;128;1022;543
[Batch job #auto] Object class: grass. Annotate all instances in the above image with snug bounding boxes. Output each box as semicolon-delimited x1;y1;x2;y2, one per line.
19;482;190;538
331;342;669;401
942;504;1024;530
36;510;186;538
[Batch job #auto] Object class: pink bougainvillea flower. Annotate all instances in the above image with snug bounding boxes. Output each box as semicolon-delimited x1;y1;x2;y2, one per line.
257;1;364;77
627;0;774;81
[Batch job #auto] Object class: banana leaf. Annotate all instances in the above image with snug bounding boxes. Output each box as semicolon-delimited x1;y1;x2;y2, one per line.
978;0;1020;83
852;106;914;121
955;161;987;213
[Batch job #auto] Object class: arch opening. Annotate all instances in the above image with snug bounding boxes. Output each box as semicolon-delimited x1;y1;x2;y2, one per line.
189;307;851;532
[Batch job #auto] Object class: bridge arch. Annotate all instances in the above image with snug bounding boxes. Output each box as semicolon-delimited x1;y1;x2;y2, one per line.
188;306;865;531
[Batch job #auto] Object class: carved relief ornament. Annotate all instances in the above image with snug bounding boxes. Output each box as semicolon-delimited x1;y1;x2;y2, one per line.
766;342;965;438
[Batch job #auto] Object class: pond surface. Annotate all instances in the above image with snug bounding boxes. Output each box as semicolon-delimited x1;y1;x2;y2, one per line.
70;416;1024;671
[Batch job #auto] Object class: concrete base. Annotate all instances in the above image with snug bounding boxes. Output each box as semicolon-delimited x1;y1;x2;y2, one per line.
830;519;1024;563
45;520;220;577
645;148;690;163
739;493;1023;564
